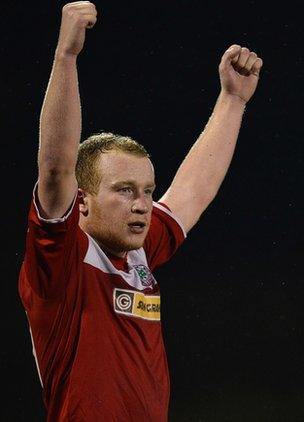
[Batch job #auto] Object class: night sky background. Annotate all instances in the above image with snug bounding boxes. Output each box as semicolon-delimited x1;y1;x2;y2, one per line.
2;0;304;421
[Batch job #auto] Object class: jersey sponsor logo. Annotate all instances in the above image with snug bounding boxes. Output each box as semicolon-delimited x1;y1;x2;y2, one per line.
133;264;156;288
114;288;161;321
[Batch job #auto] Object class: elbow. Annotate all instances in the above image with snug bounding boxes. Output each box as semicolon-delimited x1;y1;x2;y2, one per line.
38;152;75;177
38;160;75;182
196;190;217;213
192;182;219;209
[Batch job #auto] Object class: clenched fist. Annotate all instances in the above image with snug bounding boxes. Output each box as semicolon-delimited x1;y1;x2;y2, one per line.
219;44;263;103
56;1;97;57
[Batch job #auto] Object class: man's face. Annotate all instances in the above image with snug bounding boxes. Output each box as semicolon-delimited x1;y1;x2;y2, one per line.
80;150;155;257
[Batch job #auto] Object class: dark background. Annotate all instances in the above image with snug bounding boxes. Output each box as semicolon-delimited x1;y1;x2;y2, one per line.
2;0;304;421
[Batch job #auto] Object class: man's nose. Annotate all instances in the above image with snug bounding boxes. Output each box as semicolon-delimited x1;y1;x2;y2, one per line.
131;197;149;214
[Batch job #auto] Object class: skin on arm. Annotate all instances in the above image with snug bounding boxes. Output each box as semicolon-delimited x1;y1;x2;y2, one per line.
38;1;97;219
159;45;263;233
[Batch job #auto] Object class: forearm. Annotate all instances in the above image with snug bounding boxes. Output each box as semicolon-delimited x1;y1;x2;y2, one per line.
181;91;246;200
160;92;246;232
37;51;81;218
38;51;81;177
170;92;245;198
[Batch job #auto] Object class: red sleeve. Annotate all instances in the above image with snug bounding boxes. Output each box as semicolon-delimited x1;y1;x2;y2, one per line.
144;201;186;271
19;185;88;301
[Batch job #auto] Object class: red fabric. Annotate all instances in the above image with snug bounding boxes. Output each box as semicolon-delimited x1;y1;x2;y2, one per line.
18;191;185;422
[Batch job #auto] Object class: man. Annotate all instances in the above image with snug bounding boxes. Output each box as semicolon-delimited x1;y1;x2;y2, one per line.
18;1;263;421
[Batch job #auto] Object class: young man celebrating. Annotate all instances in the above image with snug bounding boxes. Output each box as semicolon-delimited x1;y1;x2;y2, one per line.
18;2;263;421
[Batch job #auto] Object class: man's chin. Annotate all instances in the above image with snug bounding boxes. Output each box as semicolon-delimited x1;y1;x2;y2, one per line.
97;235;146;256
123;238;145;252
120;232;147;252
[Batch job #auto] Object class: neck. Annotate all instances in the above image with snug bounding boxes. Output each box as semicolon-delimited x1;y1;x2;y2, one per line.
97;241;127;259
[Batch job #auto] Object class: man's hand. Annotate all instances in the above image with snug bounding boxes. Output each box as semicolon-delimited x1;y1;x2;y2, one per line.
219;44;263;104
56;1;97;57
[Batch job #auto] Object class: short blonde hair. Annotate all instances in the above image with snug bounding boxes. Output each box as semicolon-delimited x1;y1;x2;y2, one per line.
76;132;149;194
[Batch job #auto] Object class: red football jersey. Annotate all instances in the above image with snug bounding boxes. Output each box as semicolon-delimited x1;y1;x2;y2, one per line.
18;188;186;421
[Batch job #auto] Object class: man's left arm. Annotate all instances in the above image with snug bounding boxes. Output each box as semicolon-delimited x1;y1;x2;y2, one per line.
159;44;263;233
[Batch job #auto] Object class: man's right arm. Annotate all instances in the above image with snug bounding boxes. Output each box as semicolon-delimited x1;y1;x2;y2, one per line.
38;1;97;219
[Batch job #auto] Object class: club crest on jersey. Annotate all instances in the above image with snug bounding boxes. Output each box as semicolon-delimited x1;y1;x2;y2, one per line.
133;264;156;288
114;288;161;321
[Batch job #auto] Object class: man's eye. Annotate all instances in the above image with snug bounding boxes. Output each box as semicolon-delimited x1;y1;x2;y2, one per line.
145;189;153;195
119;187;132;193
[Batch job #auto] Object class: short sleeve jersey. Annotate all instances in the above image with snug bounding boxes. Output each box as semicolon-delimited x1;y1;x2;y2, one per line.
18;188;186;422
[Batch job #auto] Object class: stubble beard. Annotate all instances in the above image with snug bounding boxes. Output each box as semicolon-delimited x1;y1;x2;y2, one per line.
93;225;146;256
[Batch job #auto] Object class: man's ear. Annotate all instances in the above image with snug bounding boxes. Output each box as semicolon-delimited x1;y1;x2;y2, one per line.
78;189;89;216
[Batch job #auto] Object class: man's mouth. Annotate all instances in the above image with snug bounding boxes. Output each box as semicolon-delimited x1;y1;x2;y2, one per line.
128;222;146;234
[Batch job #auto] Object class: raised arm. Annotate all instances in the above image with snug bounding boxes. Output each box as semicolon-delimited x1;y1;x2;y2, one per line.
159;44;263;233
37;1;97;218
